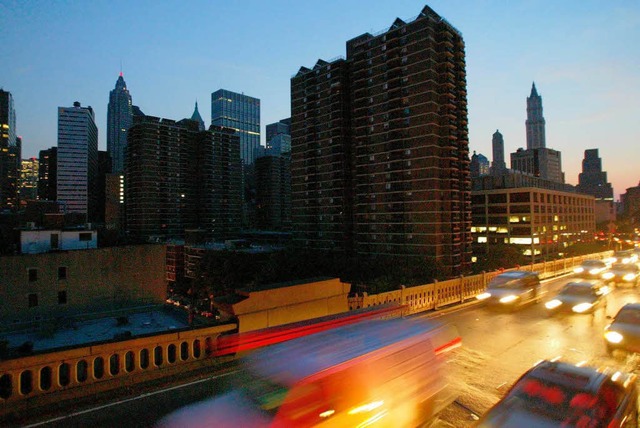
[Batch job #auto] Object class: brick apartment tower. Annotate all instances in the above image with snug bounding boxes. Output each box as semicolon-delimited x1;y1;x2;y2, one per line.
291;5;472;275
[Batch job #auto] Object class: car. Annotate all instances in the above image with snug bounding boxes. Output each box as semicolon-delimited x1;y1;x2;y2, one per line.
605;303;640;355
612;250;639;265
476;271;542;309
573;259;609;279
476;359;638;428
544;280;609;315
603;263;640;286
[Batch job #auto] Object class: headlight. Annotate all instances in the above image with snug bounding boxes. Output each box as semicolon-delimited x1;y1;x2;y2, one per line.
603;272;615;280
574;267;584;273
545;300;562;309
500;295;518;304
605;331;624;344
589;268;603;275
572;303;593;313
623;273;636;281
477;292;491;300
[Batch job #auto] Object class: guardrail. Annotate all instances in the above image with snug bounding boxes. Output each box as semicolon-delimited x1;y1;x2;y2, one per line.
348;251;613;315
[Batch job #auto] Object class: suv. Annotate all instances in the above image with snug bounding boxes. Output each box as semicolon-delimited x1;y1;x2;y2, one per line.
477;360;638;427
477;271;542;309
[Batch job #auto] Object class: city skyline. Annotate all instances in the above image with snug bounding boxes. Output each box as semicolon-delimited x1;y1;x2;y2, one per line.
1;0;638;199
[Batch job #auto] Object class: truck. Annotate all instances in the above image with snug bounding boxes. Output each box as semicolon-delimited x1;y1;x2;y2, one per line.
158;316;461;427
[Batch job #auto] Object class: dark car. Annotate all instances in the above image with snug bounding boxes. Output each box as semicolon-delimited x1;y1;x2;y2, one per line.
476;360;638;427
603;263;640;286
544;280;609;315
476;271;542;309
573;259;609;279
605;303;640;355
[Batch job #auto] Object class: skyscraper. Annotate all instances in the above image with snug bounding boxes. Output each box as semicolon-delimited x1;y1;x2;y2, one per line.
0;89;20;212
211;89;260;165
190;101;205;131
490;130;507;176
576;149;615;226
291;5;472;275
510;83;564;183
19;157;39;203
107;73;133;173
38;147;57;201
526;82;546;150
265;118;291;156
57;102;99;221
470;152;489;178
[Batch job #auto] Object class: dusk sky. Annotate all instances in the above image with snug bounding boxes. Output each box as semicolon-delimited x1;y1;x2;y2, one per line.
1;0;638;199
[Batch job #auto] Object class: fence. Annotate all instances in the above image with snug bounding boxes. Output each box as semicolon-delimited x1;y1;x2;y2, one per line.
348;251;613;316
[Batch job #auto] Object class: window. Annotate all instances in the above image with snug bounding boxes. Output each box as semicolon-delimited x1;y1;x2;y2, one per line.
58;266;67;280
58;291;67;305
28;268;37;282
28;293;38;308
79;232;92;241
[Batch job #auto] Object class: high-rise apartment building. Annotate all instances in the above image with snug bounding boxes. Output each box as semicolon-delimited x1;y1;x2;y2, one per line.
0;89;20;212
125;116;242;242
211;89;260;165
57;102;99;221
38;147;57;201
107;73;133;173
291;5;472;274
510;83;564;183
255;155;291;230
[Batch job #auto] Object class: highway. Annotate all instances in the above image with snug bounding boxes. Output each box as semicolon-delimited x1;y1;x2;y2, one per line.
16;274;640;428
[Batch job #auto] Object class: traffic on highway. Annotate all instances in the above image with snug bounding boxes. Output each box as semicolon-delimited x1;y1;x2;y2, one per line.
18;249;640;428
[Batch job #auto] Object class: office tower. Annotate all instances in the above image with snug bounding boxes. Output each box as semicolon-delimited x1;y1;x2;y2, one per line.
291;5;472;275
255;155;291;230
576;149;615;226
38;147;57;201
57;102;99;221
490;130;507;176
265;118;292;156
510;84;564;183
526;82;546;150
125;116;242;241
191;101;205;131
0;89;20;212
20;157;39;203
470;152;489;178
107;73;133;173
211;89;260;165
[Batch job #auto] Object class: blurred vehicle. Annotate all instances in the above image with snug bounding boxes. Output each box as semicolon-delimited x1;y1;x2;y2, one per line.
157;317;461;428
605;303;640;355
603;263;640;287
612;250;639;265
544;280;609;315
573;259;610;279
476;359;638;427
476;271;542;309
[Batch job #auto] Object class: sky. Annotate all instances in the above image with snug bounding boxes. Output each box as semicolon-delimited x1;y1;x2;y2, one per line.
1;0;638;200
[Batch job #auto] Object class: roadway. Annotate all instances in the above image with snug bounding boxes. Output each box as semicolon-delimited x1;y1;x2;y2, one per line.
15;273;640;428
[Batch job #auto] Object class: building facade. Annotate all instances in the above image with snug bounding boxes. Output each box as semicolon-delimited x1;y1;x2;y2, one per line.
107;73;133;173
472;176;595;261
211;89;260;165
0;89;20;212
291;5;472;275
621;182;640;220
56;102;99;222
576;149;615;227
470;152;489;178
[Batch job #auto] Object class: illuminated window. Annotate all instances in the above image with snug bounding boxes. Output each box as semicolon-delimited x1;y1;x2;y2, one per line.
477;237;487;243
509;216;520;223
510;237;532;245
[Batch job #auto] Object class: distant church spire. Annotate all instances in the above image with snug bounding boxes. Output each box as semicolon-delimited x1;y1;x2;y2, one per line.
526;81;546;149
191;101;205;131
